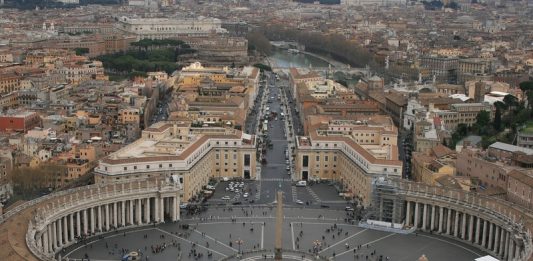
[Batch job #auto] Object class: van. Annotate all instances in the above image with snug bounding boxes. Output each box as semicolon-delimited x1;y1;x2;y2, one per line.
296;181;307;187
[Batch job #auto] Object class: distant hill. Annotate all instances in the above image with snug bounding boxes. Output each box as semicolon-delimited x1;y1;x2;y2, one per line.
1;0;122;10
293;0;341;5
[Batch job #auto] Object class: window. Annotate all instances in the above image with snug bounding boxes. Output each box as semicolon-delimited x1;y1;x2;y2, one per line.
325;156;329;162
146;165;150;169
316;155;320;161
169;164;172;167
303;155;309;167
124;167;127;171
244;154;250;166
134;166;137;170
159;164;162;168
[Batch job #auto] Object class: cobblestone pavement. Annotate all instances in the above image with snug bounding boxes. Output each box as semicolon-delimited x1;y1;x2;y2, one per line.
63;207;486;261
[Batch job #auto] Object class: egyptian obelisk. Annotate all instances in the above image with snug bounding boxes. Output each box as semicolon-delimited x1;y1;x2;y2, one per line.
274;191;283;260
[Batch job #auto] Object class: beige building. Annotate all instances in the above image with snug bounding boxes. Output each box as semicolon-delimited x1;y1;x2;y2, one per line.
119;108;141;125
507;169;533;209
95;121;257;201
294;115;402;206
456;147;512;192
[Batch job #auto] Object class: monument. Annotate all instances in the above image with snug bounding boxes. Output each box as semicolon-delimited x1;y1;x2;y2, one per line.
274;191;283;260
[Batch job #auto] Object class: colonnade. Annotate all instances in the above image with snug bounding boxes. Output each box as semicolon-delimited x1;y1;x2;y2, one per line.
405;200;523;260
33;195;180;256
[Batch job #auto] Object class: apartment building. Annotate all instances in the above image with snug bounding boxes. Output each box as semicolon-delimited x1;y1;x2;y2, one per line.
294;115;401;206
456;147;513;191
95;121;256;201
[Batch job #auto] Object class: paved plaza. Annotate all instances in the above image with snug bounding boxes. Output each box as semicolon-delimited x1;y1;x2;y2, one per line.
63;206;486;261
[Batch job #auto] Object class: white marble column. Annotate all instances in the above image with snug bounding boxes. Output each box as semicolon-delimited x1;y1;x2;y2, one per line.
508;239;514;260
97;205;103;232
488;222;494;250
121;201;126;226
145;197;150;223
461;213;467;240
57;219;63;247
105;204;110;231
155;196;160;222
76;211;81;238
446;209;452;235
438;207;444;233
504;231;509;259
47;224;53;253
90;207;95;233
129;200;134;225
160;197;165;222
113;202;118;228
468;215;474;242
482;220;488;247
83;209;88;235
475;217;481;245
52;221;57;250
69;214;74;242
172;196;178;221
414;202;420;228
405;201;411;226
453;211;459;238
499;229;506;256
494;226;500;253
136;198;142;225
430;205;436;231
422;204;428;231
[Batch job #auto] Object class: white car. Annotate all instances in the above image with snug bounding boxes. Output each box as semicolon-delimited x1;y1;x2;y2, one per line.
243;193;249;198
222;177;229;181
179;203;188;209
295;200;304;205
222;196;231;200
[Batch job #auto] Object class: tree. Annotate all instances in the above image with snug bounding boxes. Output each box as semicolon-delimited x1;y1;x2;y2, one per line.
474;110;491;135
493;106;502;131
503;94;518;111
519;81;533;115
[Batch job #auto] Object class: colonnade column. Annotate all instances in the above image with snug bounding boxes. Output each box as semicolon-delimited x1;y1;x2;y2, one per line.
482;220;488;247
494;226;500;253
446;209;452;235
57;218;63;247
97;205;102;232
504;231;510;259
172;196;178;221
438;207;444;233
453;211;459;237
475;217;481;245
461;213;467;240
488;222;494;250
422;204;428;231
52;221;57;250
48;224;54;253
76;211;81;237
405;201;411;226
414;202;419;228
468;215;474;242
145;197;151;223
160;197;165;222
83;209;88;235
136;199;142;225
105;204;110;231
113;202;118;228
66;214;72;242
499;229;506;256
90;207;95;233
121;201;126;226
129;200;134;225
430;205;436;231
154;196;160;222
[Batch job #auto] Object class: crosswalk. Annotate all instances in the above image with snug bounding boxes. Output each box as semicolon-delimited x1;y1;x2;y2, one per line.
291;186;297;202
261;178;291;182
255;182;261;201
306;186;321;202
